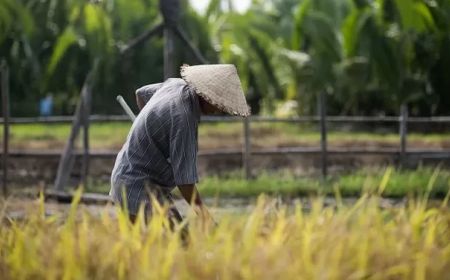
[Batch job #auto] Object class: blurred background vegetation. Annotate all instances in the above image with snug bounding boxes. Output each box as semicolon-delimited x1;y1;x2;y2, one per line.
1;0;449;117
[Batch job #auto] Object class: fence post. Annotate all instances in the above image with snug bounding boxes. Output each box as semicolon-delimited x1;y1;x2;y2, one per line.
243;117;252;179
1;61;9;197
81;83;92;189
163;27;176;79
319;91;328;179
399;103;408;165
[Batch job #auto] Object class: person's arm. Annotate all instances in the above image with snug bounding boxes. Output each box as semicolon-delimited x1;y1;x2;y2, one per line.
177;184;212;220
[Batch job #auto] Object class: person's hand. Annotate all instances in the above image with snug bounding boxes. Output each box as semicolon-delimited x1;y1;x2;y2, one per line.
177;184;217;230
194;205;217;230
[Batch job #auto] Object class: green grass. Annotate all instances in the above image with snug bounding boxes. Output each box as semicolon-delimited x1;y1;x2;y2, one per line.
3;123;131;149
2;122;449;150
89;167;450;199
199;168;450;198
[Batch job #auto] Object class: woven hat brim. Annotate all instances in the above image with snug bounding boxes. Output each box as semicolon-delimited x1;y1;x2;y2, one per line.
181;64;251;117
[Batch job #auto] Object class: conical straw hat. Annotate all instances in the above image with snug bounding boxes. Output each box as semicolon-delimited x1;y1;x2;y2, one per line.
181;64;250;117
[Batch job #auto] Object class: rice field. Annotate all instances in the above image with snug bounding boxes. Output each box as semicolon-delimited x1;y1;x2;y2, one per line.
1;173;450;280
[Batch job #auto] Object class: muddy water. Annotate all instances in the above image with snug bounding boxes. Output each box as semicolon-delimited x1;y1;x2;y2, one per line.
3;196;446;222
177;196;418;217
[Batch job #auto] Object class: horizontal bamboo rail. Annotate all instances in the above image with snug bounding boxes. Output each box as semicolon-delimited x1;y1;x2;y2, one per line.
2;115;450;124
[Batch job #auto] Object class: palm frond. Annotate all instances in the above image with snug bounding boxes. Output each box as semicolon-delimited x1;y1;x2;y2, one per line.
45;26;78;82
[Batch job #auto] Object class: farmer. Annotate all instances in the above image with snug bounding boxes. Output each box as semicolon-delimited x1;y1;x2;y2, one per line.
110;64;250;223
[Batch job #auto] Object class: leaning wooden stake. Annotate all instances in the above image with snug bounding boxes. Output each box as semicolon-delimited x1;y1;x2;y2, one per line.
174;25;208;64
121;0;207;79
1;61;10;197
120;23;164;55
54;65;97;190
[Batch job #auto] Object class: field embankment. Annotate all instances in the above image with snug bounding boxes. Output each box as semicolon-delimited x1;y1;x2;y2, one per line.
1;122;450;151
2;122;450;187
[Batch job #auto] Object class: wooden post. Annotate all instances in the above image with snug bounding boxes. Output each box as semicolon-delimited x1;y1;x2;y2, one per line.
164;26;176;79
81;81;92;189
54;67;96;190
399;103;408;165
1;61;9;197
243;117;251;179
319;91;328;179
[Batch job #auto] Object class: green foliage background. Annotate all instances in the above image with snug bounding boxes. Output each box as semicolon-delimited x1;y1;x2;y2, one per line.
1;0;449;117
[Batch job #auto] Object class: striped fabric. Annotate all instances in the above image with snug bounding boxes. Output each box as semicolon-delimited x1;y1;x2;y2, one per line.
110;78;200;215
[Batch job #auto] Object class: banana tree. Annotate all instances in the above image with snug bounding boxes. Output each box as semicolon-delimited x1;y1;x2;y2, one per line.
340;0;438;114
0;0;38;115
203;0;287;114
426;0;450;115
0;0;115;115
284;0;350;115
43;0;116;114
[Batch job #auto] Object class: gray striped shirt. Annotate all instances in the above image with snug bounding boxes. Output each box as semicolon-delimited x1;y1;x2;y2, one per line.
110;78;200;210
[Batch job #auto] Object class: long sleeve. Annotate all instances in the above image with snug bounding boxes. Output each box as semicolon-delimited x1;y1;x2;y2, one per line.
169;89;199;186
135;83;164;105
